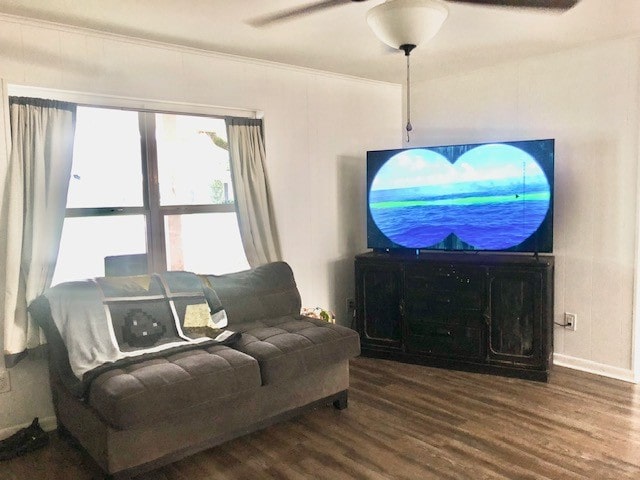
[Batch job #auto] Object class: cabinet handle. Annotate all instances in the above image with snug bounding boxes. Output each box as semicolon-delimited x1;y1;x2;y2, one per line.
435;327;452;337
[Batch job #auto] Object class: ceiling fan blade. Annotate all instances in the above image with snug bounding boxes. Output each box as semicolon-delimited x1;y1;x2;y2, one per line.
249;0;357;27
446;0;581;10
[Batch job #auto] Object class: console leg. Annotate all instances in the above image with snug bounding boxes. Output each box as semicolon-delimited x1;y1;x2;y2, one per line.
332;390;348;410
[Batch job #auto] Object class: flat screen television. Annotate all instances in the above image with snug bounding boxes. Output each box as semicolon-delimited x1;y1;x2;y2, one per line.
367;139;554;253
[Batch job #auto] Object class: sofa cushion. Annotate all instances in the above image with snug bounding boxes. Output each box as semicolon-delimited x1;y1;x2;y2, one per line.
204;262;301;325
232;315;361;385
88;345;261;429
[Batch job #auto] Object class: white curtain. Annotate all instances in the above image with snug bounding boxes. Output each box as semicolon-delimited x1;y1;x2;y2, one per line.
226;118;281;266
0;97;76;366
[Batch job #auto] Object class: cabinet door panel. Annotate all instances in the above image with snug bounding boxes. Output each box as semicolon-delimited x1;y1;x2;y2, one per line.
360;265;403;347
488;270;542;365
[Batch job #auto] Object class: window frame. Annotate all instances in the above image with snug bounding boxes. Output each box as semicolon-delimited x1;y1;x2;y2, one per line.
62;105;237;275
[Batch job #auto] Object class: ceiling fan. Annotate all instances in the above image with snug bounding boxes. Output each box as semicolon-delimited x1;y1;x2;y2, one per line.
250;0;581;28
251;0;581;142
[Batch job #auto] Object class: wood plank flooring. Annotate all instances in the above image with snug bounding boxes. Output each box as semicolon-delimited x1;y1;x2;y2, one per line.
2;357;640;479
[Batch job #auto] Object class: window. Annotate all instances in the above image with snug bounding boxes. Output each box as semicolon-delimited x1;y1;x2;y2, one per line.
53;106;249;285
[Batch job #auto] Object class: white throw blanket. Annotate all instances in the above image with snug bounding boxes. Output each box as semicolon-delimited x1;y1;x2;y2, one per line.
44;272;229;380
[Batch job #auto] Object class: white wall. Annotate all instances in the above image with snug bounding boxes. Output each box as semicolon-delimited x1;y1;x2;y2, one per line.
409;38;640;380
0;14;401;432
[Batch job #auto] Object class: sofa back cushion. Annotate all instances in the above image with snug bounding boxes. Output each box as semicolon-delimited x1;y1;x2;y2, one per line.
204;262;301;325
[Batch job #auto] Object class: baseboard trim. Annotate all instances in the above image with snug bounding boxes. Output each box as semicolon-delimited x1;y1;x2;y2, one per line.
0;415;57;439
553;353;636;383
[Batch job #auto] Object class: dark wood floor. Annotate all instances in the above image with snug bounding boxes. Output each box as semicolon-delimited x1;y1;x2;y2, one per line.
2;357;640;480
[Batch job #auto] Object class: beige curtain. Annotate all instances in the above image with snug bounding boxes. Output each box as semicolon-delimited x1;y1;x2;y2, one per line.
226;118;281;266
0;97;76;366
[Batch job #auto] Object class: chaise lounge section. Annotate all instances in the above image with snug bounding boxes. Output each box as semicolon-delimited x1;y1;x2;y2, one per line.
30;261;360;479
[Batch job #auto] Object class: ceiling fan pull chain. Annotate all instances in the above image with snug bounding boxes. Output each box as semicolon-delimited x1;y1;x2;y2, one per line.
406;51;412;143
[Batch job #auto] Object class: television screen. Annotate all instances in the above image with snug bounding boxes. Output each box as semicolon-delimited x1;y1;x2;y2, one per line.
367;139;554;253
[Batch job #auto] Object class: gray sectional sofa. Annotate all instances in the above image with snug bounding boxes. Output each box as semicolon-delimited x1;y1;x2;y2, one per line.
30;262;360;479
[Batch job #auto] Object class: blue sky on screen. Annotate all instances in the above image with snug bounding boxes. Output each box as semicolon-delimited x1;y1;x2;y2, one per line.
370;144;548;192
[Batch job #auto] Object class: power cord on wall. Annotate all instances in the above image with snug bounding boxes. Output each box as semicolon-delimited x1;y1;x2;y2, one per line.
555;313;577;330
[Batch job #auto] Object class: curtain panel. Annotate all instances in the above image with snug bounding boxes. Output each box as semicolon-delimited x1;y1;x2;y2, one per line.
0;97;76;366
226;118;281;267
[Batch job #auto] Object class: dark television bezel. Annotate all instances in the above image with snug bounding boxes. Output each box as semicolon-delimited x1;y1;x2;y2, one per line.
366;139;555;254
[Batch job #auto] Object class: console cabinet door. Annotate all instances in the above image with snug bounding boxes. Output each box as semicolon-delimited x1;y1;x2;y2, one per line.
487;268;544;366
357;263;403;349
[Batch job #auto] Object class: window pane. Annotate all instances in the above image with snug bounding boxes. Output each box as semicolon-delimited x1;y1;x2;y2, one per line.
53;215;147;285
165;213;248;275
66;107;143;208
156;114;234;206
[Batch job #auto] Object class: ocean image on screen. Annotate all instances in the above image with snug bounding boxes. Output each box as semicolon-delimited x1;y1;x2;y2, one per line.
368;144;551;250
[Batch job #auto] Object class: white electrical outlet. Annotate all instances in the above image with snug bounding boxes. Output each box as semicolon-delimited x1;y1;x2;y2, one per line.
564;312;577;331
0;370;10;394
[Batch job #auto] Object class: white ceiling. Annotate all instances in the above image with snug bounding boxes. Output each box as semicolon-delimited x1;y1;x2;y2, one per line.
0;0;639;84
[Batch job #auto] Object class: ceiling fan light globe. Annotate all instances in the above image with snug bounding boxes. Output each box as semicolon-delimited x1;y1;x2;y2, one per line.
366;0;448;50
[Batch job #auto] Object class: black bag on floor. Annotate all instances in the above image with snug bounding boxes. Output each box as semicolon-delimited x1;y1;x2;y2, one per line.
0;417;49;461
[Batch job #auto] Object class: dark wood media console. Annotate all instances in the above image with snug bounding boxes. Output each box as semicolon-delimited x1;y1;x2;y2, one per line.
355;251;554;381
